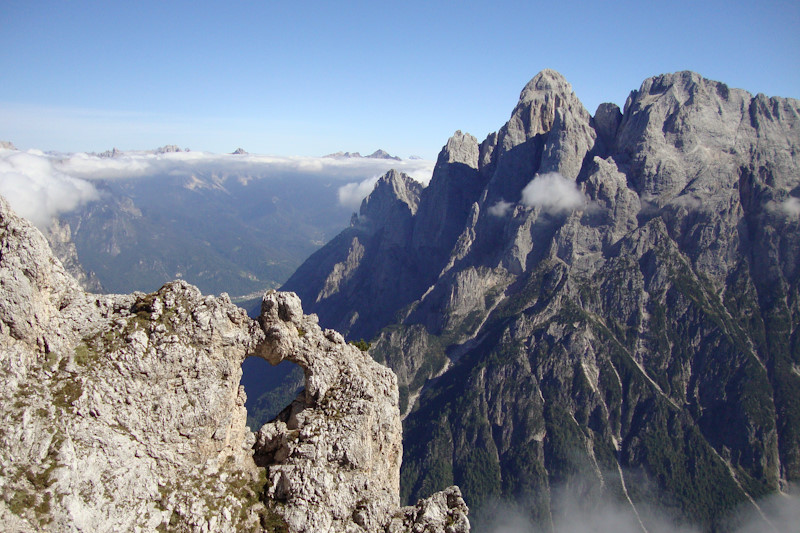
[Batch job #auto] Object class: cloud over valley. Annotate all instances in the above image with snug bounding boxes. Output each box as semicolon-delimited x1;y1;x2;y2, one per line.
0;146;434;227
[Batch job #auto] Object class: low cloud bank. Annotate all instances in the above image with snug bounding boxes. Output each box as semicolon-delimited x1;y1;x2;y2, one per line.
0;149;100;228
55;150;434;184
0;147;434;227
729;488;800;533
473;478;799;533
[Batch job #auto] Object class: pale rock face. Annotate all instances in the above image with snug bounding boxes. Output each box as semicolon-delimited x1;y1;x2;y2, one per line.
359;169;423;243
411;131;485;271
0;195;469;532
254;291;403;531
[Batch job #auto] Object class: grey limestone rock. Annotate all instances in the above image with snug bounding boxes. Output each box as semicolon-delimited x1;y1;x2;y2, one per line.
0;195;469;532
592;102;622;153
284;69;800;529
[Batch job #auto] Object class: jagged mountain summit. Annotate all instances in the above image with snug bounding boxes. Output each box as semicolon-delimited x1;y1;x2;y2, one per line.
0;194;469;532
282;70;800;530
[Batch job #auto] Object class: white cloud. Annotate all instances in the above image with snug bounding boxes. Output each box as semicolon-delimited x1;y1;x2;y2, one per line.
337;177;379;210
488;200;514;217
0;150;100;229
520;172;586;213
779;197;800;217
0;147;435;225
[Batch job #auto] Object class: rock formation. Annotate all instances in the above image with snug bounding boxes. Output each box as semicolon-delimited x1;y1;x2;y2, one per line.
0;194;469;531
282;70;800;530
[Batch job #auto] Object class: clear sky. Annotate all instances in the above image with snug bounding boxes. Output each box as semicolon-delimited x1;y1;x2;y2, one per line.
1;0;798;159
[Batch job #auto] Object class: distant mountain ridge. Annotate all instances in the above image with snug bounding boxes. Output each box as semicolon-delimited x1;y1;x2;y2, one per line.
324;149;402;161
95;145;190;157
282;70;800;530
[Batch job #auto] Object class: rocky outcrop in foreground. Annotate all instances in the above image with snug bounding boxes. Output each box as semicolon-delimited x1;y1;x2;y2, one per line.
0;194;468;531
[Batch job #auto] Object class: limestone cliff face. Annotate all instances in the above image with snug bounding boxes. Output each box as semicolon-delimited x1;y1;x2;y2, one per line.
285;170;427;339
282;71;800;530
0;194;469;532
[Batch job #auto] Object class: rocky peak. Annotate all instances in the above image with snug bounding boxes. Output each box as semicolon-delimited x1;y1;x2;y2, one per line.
367;149;402;161
411;131;486;276
487;69;595;200
325;151;363;158
156;144;185;153
325;149;402;160
436;130;479;169
359;169;423;228
97;147;124;158
518;68;573;103
510;69;587;139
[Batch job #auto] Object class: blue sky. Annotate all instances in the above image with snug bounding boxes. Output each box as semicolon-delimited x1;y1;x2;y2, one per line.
2;0;798;159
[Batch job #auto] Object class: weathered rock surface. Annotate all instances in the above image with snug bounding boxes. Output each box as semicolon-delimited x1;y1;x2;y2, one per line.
0;194;469;532
285;170;427;339
283;70;800;530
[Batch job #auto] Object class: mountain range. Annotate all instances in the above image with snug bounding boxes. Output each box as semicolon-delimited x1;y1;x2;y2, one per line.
324;149;403;161
281;70;800;531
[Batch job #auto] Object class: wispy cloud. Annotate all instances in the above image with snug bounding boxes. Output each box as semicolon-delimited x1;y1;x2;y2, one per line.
488;200;514;217
520;172;586;213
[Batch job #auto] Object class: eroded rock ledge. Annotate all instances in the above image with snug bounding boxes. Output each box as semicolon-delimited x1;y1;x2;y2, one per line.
0;194;469;532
